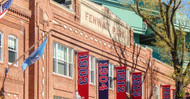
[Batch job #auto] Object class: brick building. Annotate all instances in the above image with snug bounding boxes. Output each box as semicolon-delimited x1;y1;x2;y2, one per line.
0;0;189;99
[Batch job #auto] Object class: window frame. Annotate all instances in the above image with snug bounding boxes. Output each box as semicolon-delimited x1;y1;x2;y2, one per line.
156;85;159;99
0;31;3;63
50;0;75;14
109;63;114;89
126;69;130;94
53;42;73;78
8;35;18;66
89;55;95;85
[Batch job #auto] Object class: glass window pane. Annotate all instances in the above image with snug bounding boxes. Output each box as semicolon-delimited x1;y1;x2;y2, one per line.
109;76;113;88
63;62;67;75
90;57;93;70
9;51;16;63
92;57;95;70
53;43;56;57
69;63;73;77
53;42;73;78
69;49;72;62
58;44;64;60
64;47;67;61
91;71;94;83
127;81;130;93
53;58;56;73
58;61;67;75
126;70;130;93
109;64;112;76
53;0;73;10
8;36;16;50
13;38;16;50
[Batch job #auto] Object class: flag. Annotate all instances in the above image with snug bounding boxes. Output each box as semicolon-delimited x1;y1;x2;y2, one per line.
162;85;170;99
132;72;142;99
0;0;13;20
78;51;89;99
172;89;176;99
98;60;109;99
116;67;126;99
22;37;48;72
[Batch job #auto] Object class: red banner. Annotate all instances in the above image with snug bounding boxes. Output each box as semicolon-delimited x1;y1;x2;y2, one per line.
116;67;126;99
78;51;89;99
132;72;142;99
172;89;176;99
162;85;170;99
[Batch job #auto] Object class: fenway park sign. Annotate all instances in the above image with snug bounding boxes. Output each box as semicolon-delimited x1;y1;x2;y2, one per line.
80;0;130;46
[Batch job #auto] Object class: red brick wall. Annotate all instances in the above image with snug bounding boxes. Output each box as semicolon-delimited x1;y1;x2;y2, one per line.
0;0;188;99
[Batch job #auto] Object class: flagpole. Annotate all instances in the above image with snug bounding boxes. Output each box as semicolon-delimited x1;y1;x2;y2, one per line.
8;30;52;68
0;29;52;98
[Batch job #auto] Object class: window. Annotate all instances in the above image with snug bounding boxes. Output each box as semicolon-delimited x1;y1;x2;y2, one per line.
109;63;114;89
153;84;155;99
89;55;95;84
53;0;73;10
126;69;130;93
0;32;3;62
156;86;159;99
53;42;73;78
8;35;18;65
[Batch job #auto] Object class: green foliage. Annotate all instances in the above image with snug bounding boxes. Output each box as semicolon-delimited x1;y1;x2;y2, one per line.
125;0;190;98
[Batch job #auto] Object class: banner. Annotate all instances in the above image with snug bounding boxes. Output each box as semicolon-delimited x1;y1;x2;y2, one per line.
172;89;176;99
162;85;170;99
132;72;142;99
98;60;109;99
116;67;126;99
78;51;89;99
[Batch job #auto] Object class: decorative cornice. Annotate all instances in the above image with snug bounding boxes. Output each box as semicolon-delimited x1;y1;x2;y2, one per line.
9;4;31;19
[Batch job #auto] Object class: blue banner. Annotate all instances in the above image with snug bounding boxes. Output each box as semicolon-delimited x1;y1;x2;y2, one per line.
98;60;109;99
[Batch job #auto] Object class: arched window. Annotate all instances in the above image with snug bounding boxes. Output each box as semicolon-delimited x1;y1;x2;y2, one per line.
8;35;18;65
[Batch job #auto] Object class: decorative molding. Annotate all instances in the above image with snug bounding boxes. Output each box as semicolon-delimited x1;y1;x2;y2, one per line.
0;19;22;30
9;4;31;19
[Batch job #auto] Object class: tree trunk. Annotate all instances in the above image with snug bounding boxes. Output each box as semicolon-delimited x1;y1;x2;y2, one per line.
176;81;185;99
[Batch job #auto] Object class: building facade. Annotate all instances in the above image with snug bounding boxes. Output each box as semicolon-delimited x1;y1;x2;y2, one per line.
90;0;190;62
0;0;189;99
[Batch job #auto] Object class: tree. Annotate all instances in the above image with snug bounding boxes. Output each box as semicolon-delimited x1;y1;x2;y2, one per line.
127;0;190;98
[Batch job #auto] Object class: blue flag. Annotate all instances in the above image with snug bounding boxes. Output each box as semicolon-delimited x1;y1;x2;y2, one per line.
22;37;48;72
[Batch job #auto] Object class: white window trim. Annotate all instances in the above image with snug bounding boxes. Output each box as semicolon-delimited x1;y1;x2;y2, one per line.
50;0;75;15
126;69;130;94
156;85;159;99
0;32;3;63
109;63;114;90
53;42;73;78
153;84;155;99
89;55;95;85
52;72;73;80
8;35;18;66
